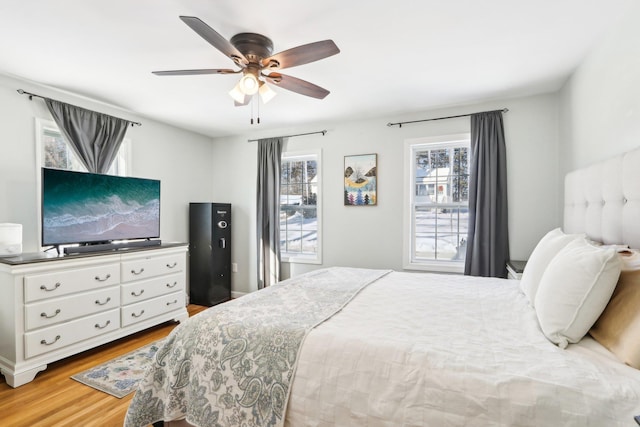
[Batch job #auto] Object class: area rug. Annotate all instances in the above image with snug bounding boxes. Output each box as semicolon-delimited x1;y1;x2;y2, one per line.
71;339;164;398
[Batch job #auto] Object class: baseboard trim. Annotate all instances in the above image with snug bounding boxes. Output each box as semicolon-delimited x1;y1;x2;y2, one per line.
231;291;248;299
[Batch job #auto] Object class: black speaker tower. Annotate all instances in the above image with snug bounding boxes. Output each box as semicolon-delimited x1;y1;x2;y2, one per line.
189;203;232;306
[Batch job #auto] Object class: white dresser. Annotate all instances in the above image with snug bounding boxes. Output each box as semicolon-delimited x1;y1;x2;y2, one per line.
0;244;189;387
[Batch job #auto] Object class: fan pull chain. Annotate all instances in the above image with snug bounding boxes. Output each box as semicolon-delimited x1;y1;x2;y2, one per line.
249;96;261;125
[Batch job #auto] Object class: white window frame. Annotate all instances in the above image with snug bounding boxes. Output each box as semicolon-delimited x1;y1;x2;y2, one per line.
403;133;470;273
35;118;132;176
280;149;322;265
34;118;132;248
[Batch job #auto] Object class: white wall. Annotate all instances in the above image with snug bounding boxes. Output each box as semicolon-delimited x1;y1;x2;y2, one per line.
0;71;566;297
213;93;561;294
0;73;215;252
559;1;640;177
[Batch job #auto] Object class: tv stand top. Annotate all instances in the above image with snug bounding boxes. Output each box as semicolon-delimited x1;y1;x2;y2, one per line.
0;242;187;266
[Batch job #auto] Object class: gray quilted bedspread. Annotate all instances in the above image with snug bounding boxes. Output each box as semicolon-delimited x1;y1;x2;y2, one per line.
124;267;390;427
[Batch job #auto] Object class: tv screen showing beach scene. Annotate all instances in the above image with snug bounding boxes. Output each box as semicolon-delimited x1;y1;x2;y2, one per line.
41;168;160;246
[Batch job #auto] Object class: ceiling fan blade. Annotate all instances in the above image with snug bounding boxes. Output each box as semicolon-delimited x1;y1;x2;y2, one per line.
264;73;330;99
262;40;339;70
152;69;239;76
179;16;248;66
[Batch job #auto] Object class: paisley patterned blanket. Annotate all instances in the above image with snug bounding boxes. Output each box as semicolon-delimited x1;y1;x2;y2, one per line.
124;267;390;427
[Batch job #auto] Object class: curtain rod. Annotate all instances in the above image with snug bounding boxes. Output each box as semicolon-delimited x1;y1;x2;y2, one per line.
387;108;509;128
17;89;142;127
247;129;327;143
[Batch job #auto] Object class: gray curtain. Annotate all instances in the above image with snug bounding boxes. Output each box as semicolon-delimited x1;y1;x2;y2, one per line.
464;110;510;278
45;99;129;174
256;137;283;289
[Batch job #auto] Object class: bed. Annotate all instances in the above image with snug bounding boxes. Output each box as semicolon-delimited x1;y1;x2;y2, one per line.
125;147;640;427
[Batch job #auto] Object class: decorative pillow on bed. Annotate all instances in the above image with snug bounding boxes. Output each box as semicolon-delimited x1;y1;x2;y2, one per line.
519;228;582;306
589;250;640;369
534;238;621;349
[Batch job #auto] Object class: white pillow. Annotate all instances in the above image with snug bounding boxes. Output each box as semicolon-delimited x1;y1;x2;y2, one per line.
519;228;582;306
534;238;621;349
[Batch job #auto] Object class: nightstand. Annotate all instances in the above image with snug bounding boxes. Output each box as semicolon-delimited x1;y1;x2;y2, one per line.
507;260;527;280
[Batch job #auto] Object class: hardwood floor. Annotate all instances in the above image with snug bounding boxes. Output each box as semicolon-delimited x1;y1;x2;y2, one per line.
0;304;208;427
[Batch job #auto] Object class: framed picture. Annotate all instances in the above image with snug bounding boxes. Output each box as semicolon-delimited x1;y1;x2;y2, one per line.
344;153;377;205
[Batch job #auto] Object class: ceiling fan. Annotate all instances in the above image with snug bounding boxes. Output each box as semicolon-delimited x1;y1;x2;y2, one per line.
153;16;340;106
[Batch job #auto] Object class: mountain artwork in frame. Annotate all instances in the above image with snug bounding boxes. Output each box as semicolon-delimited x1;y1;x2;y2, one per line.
344;153;377;205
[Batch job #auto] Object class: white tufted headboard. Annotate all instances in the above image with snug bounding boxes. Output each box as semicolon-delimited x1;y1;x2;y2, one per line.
564;147;640;249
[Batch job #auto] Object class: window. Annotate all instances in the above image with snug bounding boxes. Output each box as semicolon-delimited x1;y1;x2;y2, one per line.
404;134;470;272
36;118;130;176
279;150;322;264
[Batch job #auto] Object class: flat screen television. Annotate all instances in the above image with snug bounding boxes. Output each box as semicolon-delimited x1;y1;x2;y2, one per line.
41;168;161;248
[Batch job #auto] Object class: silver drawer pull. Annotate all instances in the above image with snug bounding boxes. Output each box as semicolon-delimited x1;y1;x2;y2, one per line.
94;274;111;282
41;335;61;346
131;289;145;297
95;320;111;329
40;282;61;292
40;309;61;319
131;310;145;318
166;299;178;306
166;262;178;269
166;281;178;289
131;268;145;275
95;297;112;306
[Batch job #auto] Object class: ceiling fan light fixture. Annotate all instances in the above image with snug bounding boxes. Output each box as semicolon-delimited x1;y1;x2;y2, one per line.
239;73;259;95
259;82;277;104
228;82;247;104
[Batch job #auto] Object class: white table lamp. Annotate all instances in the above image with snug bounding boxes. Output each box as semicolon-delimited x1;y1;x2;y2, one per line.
0;223;22;256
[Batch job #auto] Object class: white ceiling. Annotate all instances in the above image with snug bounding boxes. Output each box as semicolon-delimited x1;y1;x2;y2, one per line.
0;0;634;138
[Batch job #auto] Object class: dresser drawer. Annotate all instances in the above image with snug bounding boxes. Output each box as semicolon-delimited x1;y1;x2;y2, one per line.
24;286;120;331
24;263;120;303
121;254;184;283
24;309;120;359
121;291;183;327
121;273;184;305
